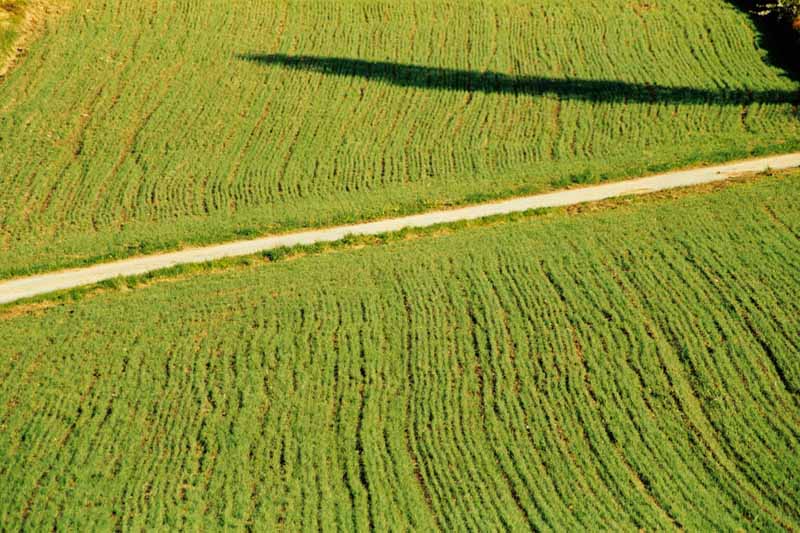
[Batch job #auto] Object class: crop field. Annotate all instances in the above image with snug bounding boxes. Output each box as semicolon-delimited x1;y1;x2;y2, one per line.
0;0;798;277
1;172;799;530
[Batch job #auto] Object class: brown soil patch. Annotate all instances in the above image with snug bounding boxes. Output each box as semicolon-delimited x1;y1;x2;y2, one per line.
0;300;56;320
2;2;24;16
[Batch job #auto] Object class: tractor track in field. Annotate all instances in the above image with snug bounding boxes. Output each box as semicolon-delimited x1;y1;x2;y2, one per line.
1;152;799;305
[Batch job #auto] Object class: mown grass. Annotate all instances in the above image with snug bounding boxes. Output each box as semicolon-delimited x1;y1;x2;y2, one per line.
1;171;799;530
0;0;798;278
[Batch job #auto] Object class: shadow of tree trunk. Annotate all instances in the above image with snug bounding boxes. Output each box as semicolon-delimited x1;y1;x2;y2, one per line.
237;54;797;106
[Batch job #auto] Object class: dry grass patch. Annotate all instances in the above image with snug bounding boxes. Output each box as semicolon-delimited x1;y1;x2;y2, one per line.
0;0;67;80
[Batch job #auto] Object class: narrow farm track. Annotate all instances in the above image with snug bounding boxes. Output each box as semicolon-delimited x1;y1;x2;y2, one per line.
1;153;799;305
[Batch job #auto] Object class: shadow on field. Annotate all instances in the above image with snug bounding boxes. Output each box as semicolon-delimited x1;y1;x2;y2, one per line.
723;0;800;83
237;53;798;106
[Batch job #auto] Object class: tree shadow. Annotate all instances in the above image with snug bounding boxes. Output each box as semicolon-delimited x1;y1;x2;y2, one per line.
723;0;800;83
237;53;798;106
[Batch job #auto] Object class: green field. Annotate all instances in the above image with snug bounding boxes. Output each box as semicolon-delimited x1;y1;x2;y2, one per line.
2;172;799;530
0;0;798;277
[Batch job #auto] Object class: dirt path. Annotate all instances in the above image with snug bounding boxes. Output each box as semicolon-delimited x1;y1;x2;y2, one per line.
1;152;799;305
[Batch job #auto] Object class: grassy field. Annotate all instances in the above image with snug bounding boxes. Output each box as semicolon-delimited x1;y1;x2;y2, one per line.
0;0;798;277
1;172;799;530
0;1;27;61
